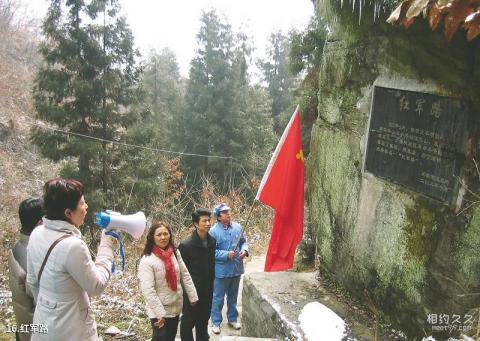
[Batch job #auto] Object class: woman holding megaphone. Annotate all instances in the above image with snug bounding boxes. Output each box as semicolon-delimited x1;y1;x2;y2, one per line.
138;222;198;341
26;178;116;341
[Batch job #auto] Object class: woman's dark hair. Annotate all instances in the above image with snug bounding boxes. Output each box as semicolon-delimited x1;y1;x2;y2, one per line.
43;178;84;221
19;197;44;236
143;221;176;256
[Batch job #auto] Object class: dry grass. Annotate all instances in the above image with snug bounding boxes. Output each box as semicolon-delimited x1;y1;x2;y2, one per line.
0;7;60;339
0;4;273;339
90;178;273;340
0;18;57;268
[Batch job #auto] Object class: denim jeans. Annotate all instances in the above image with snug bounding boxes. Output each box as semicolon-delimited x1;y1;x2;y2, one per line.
210;276;241;326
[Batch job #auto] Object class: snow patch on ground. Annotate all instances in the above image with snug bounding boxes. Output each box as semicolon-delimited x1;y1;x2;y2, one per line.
299;302;346;341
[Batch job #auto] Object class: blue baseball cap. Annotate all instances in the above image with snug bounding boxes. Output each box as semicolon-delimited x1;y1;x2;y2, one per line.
213;203;231;216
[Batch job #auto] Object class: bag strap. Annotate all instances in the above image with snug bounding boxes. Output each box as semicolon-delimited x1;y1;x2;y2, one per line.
38;233;73;283
174;249;185;289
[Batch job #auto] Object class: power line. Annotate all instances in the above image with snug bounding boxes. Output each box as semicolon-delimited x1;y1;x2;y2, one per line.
30;121;261;192
34;122;236;161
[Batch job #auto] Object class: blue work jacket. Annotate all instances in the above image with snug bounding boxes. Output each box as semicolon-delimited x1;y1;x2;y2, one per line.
209;221;248;278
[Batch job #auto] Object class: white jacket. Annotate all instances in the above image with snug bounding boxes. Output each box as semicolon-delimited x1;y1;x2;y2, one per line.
26;218;114;341
138;250;198;319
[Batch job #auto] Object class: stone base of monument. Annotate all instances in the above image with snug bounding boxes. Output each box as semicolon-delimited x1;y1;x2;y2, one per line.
242;272;407;341
219;337;279;341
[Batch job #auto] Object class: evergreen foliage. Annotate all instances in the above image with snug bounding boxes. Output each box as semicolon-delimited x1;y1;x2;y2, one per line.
141;48;186;148
180;10;274;186
289;15;327;76
282;15;328;155
31;0;162;219
259;31;297;133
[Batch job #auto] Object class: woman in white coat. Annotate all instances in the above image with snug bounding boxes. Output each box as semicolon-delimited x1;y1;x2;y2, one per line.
138;222;198;341
26;178;115;341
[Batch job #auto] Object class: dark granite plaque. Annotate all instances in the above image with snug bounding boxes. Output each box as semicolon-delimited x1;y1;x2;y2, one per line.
364;86;469;203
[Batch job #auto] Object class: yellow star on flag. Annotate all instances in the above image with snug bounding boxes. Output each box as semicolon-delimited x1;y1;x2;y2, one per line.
296;149;304;162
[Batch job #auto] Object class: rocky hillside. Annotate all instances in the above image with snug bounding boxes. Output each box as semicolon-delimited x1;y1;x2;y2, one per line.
0;10;59;248
0;6;59;336
0;4;276;340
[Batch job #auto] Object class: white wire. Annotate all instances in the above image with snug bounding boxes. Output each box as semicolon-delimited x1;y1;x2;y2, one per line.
34;122;236;160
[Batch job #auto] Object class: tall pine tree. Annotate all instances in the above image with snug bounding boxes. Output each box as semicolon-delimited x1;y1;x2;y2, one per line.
32;0;143;214
141;48;186;149
169;10;275;189
182;10;247;182
287;15;327;155
259;31;297;133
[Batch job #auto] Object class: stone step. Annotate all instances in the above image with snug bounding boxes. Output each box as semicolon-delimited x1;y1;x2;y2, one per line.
242;272;406;340
174;337;280;341
219;337;280;341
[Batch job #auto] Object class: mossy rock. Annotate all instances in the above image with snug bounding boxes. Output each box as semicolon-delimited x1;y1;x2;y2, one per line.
308;0;480;338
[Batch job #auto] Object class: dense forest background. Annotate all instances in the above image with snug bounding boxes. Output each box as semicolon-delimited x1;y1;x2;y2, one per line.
0;0;325;338
6;0;326;230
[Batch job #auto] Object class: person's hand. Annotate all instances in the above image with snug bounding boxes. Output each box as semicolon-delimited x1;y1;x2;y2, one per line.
99;230;117;250
104;230;120;242
154;318;166;328
227;251;235;260
191;300;198;307
239;250;247;259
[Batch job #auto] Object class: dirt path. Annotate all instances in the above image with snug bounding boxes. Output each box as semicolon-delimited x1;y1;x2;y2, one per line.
207;254;266;340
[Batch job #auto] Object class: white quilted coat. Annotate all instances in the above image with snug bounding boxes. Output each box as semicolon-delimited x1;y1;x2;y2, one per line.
138;250;198;319
26;218;114;341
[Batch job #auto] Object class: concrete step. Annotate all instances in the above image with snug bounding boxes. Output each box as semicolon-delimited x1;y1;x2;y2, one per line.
219;337;280;341
174;335;280;341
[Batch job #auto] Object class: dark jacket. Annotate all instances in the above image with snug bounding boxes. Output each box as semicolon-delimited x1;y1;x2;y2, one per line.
179;232;215;341
178;231;216;300
8;235;34;341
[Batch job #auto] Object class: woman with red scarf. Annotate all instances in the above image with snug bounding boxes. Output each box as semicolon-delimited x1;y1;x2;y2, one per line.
138;222;198;341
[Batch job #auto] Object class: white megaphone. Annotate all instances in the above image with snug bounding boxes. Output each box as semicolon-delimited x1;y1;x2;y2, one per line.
95;210;146;240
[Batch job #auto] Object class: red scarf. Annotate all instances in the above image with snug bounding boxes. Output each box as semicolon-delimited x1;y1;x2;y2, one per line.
152;245;178;291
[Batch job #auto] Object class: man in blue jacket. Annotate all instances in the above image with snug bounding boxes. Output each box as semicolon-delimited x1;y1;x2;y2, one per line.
209;203;248;334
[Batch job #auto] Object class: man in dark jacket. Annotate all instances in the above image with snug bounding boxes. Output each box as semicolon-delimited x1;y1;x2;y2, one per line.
179;208;216;341
8;197;43;341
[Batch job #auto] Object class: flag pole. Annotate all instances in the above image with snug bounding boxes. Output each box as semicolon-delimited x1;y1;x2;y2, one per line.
232;199;257;252
232;105;301;261
253;105;304;271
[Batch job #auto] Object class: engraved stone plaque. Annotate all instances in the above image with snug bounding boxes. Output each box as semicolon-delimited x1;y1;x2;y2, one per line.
364;86;469;203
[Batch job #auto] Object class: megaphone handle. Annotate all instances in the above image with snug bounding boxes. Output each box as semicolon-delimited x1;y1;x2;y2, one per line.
105;231;125;274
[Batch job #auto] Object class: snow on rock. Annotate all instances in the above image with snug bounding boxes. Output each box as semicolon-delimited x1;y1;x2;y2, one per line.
422;336;476;341
299;302;346;341
263;294;302;340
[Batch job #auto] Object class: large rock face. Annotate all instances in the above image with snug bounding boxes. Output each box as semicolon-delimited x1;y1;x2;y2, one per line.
307;0;480;338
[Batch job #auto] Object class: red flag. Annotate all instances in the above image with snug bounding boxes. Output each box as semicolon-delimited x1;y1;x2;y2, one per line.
256;106;304;272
